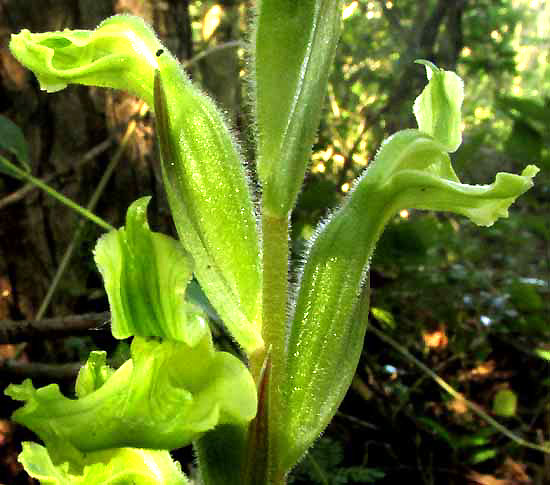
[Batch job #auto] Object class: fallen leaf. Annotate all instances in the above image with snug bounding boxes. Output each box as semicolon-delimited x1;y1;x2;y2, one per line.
422;324;448;349
467;471;509;485
498;457;531;483
0;419;12;446
448;396;469;415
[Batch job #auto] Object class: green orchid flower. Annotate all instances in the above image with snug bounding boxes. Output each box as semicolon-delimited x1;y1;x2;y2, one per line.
17;441;189;485
93;197;207;346
6;335;257;454
9;15;161;105
281;61;538;469
5;197;257;463
10;14;263;353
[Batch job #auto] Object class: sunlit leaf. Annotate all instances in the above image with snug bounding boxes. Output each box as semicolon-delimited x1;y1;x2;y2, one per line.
370;307;396;329
0;115;30;171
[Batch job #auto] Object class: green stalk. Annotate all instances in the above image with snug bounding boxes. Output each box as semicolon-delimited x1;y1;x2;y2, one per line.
0;156;113;231
259;208;290;483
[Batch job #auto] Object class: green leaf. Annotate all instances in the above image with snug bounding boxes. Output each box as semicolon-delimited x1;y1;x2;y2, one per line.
535;348;550;361
9;15;163;105
370;307;396;329
413;60;464;153
253;0;344;215
497;95;550;131
6;335;257;453
416;416;456;448
454;427;497;449
492;389;517;418
18;441;189;484
468;448;498;465
0;115;30;171
94;197;206;345
508;280;544;313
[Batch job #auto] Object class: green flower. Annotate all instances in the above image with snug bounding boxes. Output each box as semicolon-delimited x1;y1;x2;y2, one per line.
10;15;264;353
16;442;189;485
9;15;162;105
281;61;538;469
93;197;206;345
6;335;257;454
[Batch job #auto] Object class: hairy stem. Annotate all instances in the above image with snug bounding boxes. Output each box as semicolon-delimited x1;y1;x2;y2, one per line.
259;209;290;483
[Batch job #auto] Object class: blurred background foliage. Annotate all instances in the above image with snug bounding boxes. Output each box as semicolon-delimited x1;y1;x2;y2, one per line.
0;0;548;483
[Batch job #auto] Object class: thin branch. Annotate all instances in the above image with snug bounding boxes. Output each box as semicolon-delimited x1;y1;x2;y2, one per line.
335;411;378;431
35;120;137;320
0;359;82;381
182;40;244;69
368;324;550;455
0;312;110;344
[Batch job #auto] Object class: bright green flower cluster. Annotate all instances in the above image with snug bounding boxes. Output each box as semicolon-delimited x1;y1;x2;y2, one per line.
6;197;257;482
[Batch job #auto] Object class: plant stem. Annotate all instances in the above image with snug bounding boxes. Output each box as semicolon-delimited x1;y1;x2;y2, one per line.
260;209;290;483
0;138;112;211
0;156;113;231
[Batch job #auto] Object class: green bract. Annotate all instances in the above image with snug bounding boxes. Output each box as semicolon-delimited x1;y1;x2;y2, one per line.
253;0;343;215
154;56;262;353
6;335;257;453
281;63;538;469
94;197;207;345
9;15;162;106
17;442;189;485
